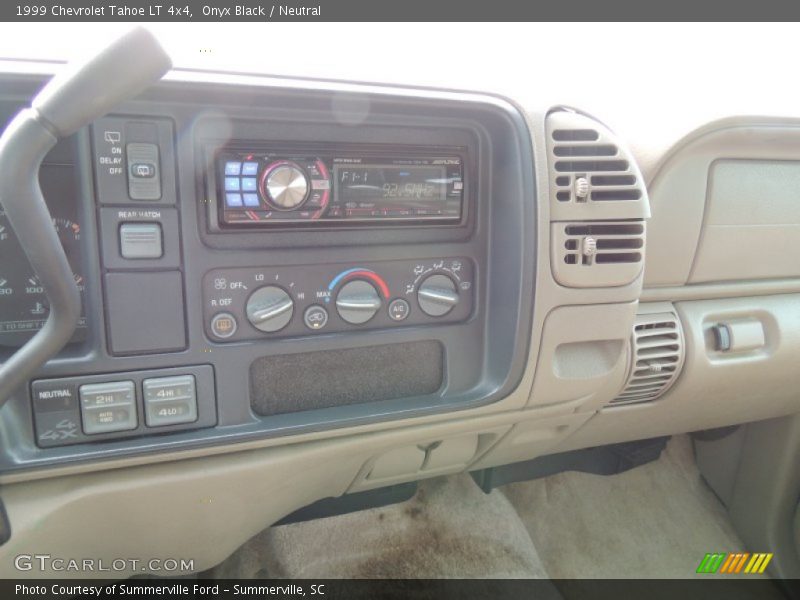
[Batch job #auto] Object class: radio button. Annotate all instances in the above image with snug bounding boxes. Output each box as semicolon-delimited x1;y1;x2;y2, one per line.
241;177;258;192
242;193;260;207
306;192;324;208
225;177;241;191
224;161;242;176
264;162;309;210
225;193;243;207
241;162;259;176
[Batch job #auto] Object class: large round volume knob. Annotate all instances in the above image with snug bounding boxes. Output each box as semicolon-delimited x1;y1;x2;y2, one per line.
417;274;459;317
246;286;294;332
264;162;309;210
336;280;382;324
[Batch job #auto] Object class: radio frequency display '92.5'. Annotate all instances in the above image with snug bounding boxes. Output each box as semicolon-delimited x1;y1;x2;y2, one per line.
212;144;466;228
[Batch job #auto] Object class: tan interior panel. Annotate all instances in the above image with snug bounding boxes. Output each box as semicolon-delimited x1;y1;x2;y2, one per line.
469;412;593;470
690;160;800;283
644;118;800;287
350;427;510;492
527;302;635;410
555;294;800;453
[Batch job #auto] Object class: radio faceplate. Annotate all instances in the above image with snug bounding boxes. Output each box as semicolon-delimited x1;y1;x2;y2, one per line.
208;144;467;229
202;258;475;342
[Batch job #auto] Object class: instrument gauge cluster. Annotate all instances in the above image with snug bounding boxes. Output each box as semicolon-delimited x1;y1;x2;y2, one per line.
0;165;87;347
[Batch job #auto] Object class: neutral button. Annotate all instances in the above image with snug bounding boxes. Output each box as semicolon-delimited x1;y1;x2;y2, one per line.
31;380;81;448
210;312;238;339
143;375;198;427
388;298;411;321
119;222;163;259
303;305;329;330
80;381;137;434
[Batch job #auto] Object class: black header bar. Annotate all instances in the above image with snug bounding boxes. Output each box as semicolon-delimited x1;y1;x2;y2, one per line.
3;0;800;21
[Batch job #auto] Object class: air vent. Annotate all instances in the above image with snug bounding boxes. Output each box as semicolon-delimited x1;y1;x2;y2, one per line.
547;109;649;221
552;221;645;287
609;310;685;407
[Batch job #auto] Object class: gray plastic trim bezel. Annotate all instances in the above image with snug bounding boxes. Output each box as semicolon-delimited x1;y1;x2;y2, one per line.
0;68;536;476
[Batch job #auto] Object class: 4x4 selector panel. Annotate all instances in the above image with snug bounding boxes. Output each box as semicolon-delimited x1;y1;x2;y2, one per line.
202;258;475;342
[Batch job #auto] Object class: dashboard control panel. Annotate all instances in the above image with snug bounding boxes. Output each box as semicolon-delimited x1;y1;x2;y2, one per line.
202;258;475;342
0;75;535;477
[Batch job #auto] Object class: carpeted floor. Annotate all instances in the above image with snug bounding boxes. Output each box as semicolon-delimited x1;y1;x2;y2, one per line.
209;435;777;584
503;435;751;579
211;473;548;578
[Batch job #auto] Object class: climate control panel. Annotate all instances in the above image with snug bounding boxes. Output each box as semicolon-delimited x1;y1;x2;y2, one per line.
202;258;474;342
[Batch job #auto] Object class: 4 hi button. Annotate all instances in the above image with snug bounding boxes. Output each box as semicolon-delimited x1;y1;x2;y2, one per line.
143;375;198;427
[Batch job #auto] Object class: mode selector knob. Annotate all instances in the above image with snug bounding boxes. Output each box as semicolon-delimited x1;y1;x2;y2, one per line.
264;162;309;210
246;285;294;332
336;280;382;324
417;274;459;317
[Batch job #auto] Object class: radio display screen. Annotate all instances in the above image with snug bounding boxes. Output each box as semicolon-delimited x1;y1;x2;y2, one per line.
213;146;465;228
335;165;448;204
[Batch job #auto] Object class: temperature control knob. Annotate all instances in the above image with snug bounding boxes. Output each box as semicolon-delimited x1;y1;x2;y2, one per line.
263;162;309;210
417;274;459;317
246;285;294;332
336;280;382;324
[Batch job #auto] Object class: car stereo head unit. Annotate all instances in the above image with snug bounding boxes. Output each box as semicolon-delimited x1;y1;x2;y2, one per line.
208;143;467;229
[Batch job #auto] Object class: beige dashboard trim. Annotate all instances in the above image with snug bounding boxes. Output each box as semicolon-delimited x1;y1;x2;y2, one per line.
642;279;800;302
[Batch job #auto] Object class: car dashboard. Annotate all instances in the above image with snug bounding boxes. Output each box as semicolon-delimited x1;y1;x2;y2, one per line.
1;59;800;578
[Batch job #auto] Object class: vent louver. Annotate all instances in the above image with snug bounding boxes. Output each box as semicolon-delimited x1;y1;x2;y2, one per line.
609;310;685;406
546;110;649;221
562;222;644;266
552;220;645;287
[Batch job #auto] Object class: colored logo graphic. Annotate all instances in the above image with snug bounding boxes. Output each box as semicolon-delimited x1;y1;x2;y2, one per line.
696;552;773;574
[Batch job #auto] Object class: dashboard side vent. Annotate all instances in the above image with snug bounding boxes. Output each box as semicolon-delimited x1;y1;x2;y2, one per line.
552;220;645;287
609;310;685;407
547;110;649;221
